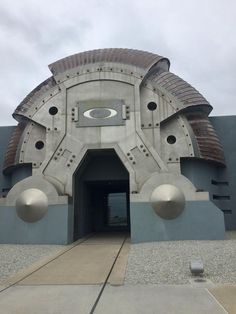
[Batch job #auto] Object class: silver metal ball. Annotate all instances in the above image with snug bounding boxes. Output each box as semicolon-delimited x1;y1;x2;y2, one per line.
150;184;185;219
16;188;48;223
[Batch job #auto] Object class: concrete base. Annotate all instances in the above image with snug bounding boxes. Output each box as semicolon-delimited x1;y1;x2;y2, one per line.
130;200;225;243
0;199;225;244
0;204;73;244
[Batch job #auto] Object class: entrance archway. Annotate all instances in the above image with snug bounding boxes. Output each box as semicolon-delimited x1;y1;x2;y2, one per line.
73;149;130;240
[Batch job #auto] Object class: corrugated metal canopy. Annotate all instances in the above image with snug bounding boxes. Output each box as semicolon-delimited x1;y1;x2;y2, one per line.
48;48;169;75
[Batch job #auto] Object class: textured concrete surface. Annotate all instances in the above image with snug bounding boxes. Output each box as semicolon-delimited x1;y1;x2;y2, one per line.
126;236;236;284
95;285;227;314
0;285;101;314
109;240;130;285
209;285;236;314
0;234;235;313
19;233;126;285
0;244;64;283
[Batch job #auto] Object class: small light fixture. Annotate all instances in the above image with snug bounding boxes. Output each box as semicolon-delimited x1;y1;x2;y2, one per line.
190;260;204;276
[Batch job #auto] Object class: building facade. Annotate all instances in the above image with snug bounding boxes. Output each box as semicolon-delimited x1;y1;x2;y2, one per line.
0;48;235;244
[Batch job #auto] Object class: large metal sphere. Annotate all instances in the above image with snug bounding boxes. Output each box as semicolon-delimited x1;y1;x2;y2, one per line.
150;184;185;219
16;188;48;223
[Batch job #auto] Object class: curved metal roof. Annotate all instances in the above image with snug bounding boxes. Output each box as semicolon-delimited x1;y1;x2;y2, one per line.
149;71;211;109
7;48;224;169
48;48;169;75
14;77;57;117
187;113;225;165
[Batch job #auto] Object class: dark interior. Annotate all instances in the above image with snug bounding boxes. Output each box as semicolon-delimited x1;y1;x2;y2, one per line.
73;149;130;240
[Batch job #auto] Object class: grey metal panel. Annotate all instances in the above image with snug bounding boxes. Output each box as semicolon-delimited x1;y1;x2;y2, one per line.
48;48;169;75
0;126;15;197
77;100;125;127
210;116;236;230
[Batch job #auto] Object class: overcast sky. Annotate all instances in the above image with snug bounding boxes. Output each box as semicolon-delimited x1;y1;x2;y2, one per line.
0;0;235;125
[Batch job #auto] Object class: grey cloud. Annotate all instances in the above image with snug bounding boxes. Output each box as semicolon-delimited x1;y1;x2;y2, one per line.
0;0;235;126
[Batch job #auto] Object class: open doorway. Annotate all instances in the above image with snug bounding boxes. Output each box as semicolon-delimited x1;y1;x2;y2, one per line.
73;149;130;240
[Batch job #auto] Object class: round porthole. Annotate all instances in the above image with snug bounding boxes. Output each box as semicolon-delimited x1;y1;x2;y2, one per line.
35;141;44;150
147;102;157;111
167;135;176;144
49;106;58;115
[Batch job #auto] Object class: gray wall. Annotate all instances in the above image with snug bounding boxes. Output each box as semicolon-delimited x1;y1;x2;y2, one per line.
0;126;15;197
130;200;225;243
181;115;236;230
181;159;230;214
210;116;236;229
0;203;73;244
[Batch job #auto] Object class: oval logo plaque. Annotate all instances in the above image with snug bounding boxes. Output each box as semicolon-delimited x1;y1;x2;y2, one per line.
83;108;117;119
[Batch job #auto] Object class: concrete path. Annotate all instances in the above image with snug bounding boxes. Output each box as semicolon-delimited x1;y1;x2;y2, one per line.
0;233;234;313
209;285;236;314
18;233;129;286
0;284;230;314
95;285;228;314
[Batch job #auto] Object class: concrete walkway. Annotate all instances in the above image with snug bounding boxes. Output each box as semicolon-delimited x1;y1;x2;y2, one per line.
0;234;234;313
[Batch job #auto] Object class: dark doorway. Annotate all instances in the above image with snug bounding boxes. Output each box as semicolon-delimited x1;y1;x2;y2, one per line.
73;149;130;240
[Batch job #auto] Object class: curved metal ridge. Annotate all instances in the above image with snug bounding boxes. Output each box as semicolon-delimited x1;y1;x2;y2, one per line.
150;71;210;109
3;122;26;172
187;113;225;165
14;77;57;117
48;48;168;75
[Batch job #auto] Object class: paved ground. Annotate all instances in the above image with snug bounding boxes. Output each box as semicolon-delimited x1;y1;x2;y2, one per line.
0;233;235;313
0;284;229;314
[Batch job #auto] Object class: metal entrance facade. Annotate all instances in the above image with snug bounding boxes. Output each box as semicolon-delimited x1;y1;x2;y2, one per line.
0;48;232;244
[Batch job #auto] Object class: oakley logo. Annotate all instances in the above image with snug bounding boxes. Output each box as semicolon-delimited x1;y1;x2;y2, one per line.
83;108;117;119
